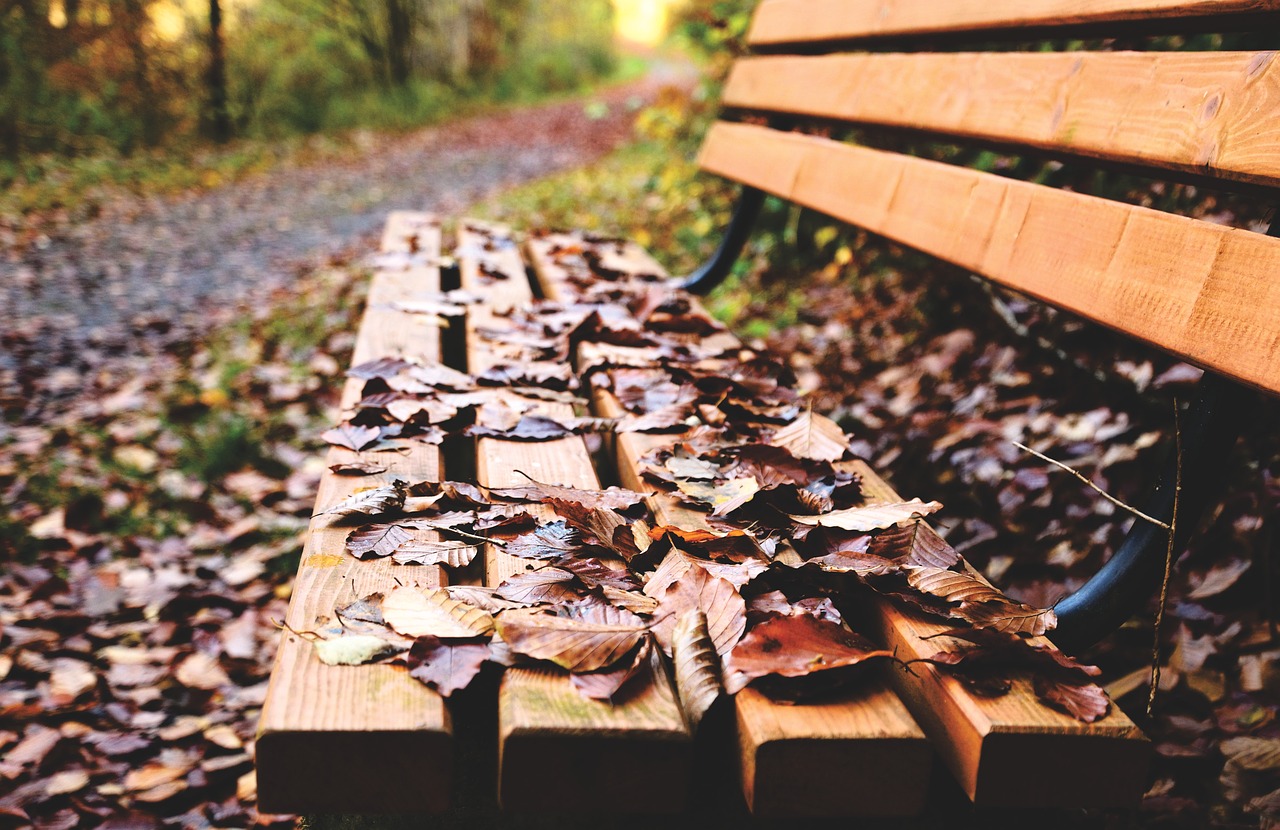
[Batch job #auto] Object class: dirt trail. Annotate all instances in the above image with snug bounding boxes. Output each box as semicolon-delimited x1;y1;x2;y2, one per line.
0;68;688;424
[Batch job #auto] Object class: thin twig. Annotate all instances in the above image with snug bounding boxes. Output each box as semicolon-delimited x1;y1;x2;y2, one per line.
1149;400;1183;715
1012;441;1170;530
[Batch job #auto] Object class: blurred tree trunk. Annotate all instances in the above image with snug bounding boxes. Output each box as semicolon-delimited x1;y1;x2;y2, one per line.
117;0;160;147
207;0;230;142
384;0;413;86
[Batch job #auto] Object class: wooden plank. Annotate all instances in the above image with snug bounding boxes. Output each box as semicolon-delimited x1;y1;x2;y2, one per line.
852;461;1150;807
698;121;1280;396
257;212;452;814
525;232;932;818
747;0;1280;46
455;220;692;813
725;51;1280;189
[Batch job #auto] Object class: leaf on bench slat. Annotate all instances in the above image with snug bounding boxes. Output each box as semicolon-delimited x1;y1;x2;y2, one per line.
787;498;941;531
722;614;896;695
382;586;495;639
766;410;850;462
316;481;407;521
406;636;491;697
495;604;648;672
649;566;745;658
569;636;654;701
671;610;723;732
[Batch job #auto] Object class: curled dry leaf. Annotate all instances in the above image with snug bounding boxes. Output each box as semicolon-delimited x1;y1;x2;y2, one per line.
406;636;491;697
381;586;495;639
905;567;1004;605
488;480;647;515
465;414;577;441
788;499;942;531
1032;675;1111;722
766;410;849;462
495;604;648;672
444;585;527;614
905;567;1057;635
722;614;896;695
329;461;388;476
672;610;723;732
316;481;407;521
313;634;406;666
869;521;960;569
570;636;653;702
676;477;761;516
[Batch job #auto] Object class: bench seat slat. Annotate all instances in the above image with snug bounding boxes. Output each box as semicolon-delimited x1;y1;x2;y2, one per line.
257;212;452;814
748;0;1280;47
725;51;1280;189
455;221;692;814
699;121;1280;396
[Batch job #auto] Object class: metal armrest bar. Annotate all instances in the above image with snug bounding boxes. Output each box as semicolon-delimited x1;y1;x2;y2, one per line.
679;185;766;295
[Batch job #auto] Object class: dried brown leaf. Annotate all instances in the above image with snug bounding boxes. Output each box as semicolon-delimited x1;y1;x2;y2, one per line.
345;523;413;560
406;636;491;697
495;604;648;672
723;614;895;694
766;411;849;462
672;610;723;732
381;586;495;638
569;637;653;701
650;566;745;657
788;499;942;531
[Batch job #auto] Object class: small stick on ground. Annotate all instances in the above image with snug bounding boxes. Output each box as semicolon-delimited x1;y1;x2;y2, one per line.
1012;441;1170;530
1149;401;1183;716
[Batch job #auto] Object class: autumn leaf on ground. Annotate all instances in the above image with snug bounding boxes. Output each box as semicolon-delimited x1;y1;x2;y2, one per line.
788;499;942;531
649;565;745;657
381;586;495;639
766;410;849;462
722;614;896;694
405;636;491;697
316;481;407;521
570;636;653;701
495;604;648;672
672;610;723;732
346;523;413;560
322;423;383;452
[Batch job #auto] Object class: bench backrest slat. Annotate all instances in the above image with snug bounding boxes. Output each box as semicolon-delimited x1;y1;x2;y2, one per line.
699;121;1280;394
748;0;1280;46
724;51;1280;189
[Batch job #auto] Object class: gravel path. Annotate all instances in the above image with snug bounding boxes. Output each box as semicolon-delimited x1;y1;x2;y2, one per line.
0;68;687;424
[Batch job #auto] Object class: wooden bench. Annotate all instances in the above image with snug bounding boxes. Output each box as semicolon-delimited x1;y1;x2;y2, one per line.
256;0;1280;818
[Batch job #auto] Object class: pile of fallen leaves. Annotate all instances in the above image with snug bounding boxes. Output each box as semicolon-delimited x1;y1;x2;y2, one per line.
303;229;1109;725
0;255;369;827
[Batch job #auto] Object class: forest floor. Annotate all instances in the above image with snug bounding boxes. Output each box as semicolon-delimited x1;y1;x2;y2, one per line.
4;58;1280;829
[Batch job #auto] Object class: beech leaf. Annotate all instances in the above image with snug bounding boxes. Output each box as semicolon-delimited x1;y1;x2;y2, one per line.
495;604;648;672
505;521;582;560
489;480;647;515
345;523;413;560
406;636;491;697
329;461;388;476
569;636;653;701
766;411;849;462
313;635;405;666
1033;676;1111;722
672;610;723;732
905;567;1005;606
322;423;383;452
390;539;479;567
788;499;942;531
722;614;895;694
316;481;407;521
381;586;495;639
869;521;960;569
494;567;583;605
650;566;745;657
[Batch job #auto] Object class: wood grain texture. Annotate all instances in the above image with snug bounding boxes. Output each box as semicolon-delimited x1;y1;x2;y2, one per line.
724;51;1280;189
747;0;1280;45
456;220;692;813
852;460;1149;807
698;121;1280;395
525;234;932;818
257;212;452;814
